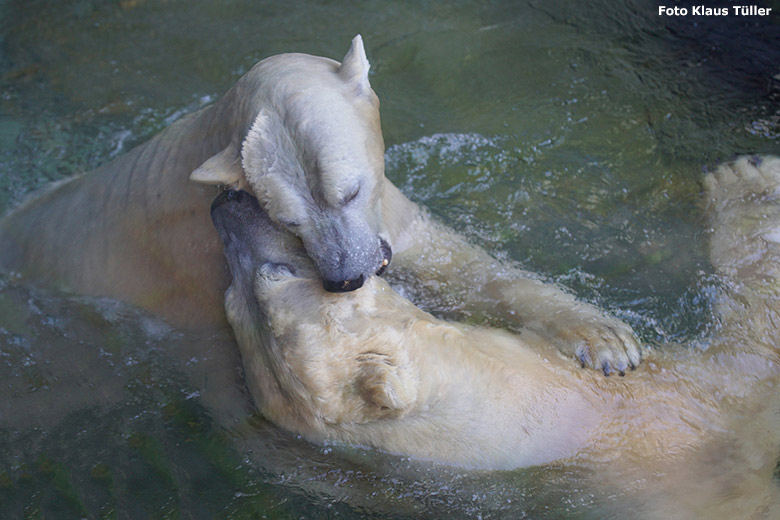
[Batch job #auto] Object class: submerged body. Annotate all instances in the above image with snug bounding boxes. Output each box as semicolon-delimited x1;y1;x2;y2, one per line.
212;155;780;512
0;107;232;326
0;37;640;373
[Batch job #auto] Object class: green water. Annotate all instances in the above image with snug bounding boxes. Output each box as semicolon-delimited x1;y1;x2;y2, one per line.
0;0;778;518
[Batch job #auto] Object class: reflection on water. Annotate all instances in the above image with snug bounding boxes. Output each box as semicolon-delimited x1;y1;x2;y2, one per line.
0;0;779;517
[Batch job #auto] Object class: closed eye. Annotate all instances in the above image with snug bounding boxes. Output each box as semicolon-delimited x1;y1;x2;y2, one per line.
342;186;360;206
279;219;301;228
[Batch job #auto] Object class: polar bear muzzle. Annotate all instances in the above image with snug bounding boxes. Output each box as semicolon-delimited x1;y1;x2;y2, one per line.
316;232;392;293
210;189;313;284
319;236;392;293
211;189;392;294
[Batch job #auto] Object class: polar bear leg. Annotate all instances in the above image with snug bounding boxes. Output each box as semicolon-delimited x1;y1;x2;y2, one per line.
704;156;780;349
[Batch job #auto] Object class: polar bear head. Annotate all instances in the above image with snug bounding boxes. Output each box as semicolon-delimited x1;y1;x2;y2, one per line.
211;188;418;429
192;36;391;294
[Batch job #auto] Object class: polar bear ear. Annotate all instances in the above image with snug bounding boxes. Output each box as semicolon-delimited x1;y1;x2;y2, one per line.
190;143;247;189
338;34;371;97
241;110;271;178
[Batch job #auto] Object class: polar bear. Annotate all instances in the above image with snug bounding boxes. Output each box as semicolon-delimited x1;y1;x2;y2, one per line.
0;36;639;374
211;157;780;479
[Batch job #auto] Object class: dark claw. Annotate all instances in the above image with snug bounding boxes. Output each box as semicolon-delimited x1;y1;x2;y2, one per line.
602;361;612;377
577;351;589;369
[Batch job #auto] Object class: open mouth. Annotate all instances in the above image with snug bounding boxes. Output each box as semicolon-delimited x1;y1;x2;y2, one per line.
376;238;392;276
321;238;392;293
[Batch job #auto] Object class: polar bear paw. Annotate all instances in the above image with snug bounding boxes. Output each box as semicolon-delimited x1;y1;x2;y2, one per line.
355;351;416;418
546;306;643;376
704;155;780;208
704;155;780;287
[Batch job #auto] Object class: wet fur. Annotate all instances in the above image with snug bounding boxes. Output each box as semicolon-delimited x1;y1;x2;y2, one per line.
0;37;641;374
215;157;780;500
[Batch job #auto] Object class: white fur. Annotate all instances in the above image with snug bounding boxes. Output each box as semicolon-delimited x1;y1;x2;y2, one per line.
223;157;780;486
337;35;372;97
1;37;641;370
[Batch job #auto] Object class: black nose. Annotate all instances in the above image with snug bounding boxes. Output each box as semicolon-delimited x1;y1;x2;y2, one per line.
323;274;365;293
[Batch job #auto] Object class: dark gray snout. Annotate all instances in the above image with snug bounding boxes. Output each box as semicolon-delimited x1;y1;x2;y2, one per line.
319;237;392;293
211;190;392;293
211;190;310;282
211;189;274;252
